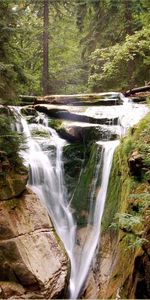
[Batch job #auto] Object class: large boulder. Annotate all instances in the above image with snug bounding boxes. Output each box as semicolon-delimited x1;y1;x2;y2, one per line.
59;124;117;143
0;188;69;299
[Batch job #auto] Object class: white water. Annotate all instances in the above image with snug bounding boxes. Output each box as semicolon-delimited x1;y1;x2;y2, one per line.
69;140;119;299
11;99;149;299
12;109;77;286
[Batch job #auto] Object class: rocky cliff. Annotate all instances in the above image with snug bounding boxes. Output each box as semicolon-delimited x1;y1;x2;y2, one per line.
84;112;150;299
0;150;69;299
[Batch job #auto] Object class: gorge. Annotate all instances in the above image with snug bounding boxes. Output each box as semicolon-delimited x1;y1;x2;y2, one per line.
0;92;149;299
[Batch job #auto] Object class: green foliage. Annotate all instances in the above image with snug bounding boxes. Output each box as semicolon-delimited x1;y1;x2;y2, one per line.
101;147;122;232
11;8;43;95
111;213;143;234
121;136;134;156
102;112;150;261
88;27;150;91
0;1;18;102
48;119;62;130
1;0;150;98
64;143;102;227
75;0;150;91
0;114;23;167
9;1;88;96
123;234;147;250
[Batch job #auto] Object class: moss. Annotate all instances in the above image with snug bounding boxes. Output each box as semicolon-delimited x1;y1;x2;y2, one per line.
31;129;49;138
48;118;63;130
0;169;28;201
102;112;150;233
4;198;19;210
102;144;130;232
21;107;38;116
63;143;92;196
71;144;102;227
64;142;103;227
100;112;150;299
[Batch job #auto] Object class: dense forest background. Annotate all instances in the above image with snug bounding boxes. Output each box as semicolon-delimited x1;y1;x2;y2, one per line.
0;0;150;101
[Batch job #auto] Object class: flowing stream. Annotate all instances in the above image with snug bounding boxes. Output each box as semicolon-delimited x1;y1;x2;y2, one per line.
12;97;148;299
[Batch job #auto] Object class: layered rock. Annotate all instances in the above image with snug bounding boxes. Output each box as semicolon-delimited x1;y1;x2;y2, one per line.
0;188;69;299
19;92;124;106
35;92;123;106
34;104;119;125
0;152;69;299
59;124;117;143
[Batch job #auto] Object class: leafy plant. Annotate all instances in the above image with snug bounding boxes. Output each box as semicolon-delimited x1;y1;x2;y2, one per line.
123;234;148;251
0;114;23;168
110;212;144;234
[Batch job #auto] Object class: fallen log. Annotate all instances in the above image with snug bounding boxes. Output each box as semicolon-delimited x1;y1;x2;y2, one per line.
125;85;150;96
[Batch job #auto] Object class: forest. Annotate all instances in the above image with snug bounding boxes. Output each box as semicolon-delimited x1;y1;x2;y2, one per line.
1;0;150;101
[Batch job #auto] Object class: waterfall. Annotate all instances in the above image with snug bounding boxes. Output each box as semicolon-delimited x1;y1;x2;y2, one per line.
11;99;148;299
69;140;119;299
12;109;77;286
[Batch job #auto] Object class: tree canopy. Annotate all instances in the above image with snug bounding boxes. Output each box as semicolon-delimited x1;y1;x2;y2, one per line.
0;0;149;100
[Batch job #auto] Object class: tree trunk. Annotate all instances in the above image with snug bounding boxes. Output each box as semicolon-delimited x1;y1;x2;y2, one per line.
125;85;150;96
42;0;49;96
124;0;133;35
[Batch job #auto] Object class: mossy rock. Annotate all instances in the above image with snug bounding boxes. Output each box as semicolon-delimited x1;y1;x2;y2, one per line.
99;111;150;299
0;170;28;201
21;107;38;117
59;125;118;144
48;118;63;130
0;105;11;115
64;143;102;227
31;129;50;138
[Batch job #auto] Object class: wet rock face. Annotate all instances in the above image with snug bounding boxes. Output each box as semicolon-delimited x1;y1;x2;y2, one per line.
0;188;69;299
59;125;117;143
34;104;119;125
63;143;102;227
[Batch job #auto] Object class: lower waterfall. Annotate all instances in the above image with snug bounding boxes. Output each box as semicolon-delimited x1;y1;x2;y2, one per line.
11;99;148;299
69;140;119;299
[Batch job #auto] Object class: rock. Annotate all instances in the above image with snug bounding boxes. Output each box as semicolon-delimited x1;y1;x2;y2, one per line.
34;104;119;125
0;105;11;115
59;125;117;143
63;143;102;227
0;282;25;299
0;188;69;298
0;151;28;201
19;95;37;106
0;170;28;201
128;150;143;178
21;107;38;117
35;92;123;106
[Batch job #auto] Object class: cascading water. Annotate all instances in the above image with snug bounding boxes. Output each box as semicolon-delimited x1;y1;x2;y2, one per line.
11;97;149;299
69;140;119;299
12;108;77;287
